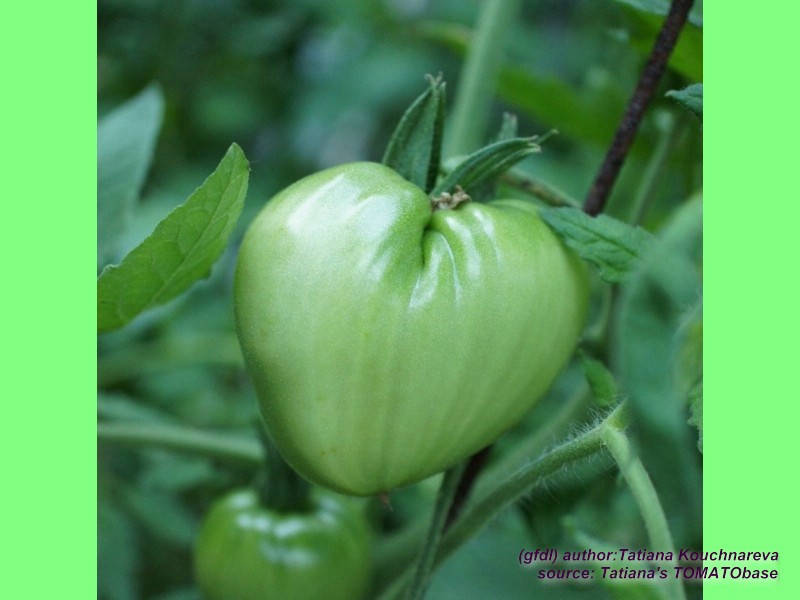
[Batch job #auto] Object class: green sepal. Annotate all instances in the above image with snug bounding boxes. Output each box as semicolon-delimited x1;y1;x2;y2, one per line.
256;423;312;514
382;75;446;194
431;136;540;197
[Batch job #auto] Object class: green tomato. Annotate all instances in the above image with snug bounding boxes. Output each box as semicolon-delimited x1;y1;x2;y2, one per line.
194;489;371;600
234;162;589;496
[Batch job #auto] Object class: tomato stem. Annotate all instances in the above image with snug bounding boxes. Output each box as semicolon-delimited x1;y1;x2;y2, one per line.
404;462;466;600
256;425;313;513
600;422;686;600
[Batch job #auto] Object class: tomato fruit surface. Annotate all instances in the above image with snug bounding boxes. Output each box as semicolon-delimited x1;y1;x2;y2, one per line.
234;162;589;495
194;489;370;600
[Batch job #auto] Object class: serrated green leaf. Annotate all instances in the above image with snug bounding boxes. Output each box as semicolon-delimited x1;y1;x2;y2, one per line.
579;350;620;407
97;144;249;333
540;207;656;283
98;84;164;270
382;76;446;193
666;83;702;121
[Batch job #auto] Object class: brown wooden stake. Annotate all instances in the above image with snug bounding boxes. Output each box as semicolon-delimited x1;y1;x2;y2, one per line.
583;0;696;217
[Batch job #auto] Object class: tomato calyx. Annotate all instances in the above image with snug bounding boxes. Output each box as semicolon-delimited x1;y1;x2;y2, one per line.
430;185;471;212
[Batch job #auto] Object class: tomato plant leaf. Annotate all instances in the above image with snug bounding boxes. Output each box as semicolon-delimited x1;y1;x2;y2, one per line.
666;83;702;122
98;144;249;333
540;207;656;283
382;76;446;194
98;84;164;270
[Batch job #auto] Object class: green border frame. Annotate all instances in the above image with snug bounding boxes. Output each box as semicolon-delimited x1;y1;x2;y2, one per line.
8;1;796;597
4;2;96;597
705;3;795;599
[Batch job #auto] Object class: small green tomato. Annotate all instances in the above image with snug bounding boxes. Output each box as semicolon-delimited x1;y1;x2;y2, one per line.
194;489;371;600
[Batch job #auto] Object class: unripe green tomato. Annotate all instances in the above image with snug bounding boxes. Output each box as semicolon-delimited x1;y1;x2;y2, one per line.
194;489;371;600
234;162;589;496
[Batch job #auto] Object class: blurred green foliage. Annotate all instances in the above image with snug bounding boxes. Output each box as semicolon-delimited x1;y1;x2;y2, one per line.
98;1;701;598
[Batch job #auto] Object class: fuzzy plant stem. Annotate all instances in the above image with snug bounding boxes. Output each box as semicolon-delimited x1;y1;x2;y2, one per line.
600;421;686;600
379;407;621;599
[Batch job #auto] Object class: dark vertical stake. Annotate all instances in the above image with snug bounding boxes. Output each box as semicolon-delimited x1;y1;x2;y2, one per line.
583;0;696;217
